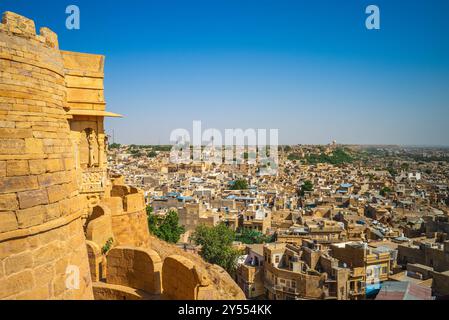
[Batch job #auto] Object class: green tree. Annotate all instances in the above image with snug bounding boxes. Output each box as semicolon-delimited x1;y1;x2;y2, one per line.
153;145;172;152
306;148;353;165
230;179;248;190
147;209;185;244
287;153;301;161
190;223;241;275
235;228;273;244
380;186;392;197
387;167;398;177
130;149;142;157
147;150;157;158
300;180;314;196
109;143;121;149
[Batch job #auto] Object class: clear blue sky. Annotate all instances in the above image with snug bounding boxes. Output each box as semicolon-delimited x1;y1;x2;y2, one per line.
1;0;449;145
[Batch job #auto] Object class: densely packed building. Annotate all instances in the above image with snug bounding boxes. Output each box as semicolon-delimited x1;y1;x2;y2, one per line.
111;141;449;300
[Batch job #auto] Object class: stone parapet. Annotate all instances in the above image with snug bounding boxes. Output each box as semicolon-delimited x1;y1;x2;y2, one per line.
0;11;92;300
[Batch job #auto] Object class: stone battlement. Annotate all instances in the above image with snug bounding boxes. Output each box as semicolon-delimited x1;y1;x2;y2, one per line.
1;11;58;48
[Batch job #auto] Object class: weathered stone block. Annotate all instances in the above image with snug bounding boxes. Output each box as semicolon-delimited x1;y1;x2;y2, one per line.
0;237;29;260
0;139;26;155
33;263;55;287
39;27;58;49
25;138;44;154
16;205;46;228
4;251;33;276
17;188;49;209
124;192;145;212
6;160;29;176
0;120;15;128
2;12;36;37
45;158;63;172
0;175;39;194
0;193;18;210
0;211;18;233
0;270;34;299
46;184;67;203
44;202;61;220
0;128;32;139
32;241;60;266
15;285;50;300
29;159;46;175
38;171;70;187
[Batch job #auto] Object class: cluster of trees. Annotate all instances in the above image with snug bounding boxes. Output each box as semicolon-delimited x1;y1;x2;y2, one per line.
125;144;173;152
306;148;353;165
408;154;449;163
235;228;274;244
387;167;398;177
230;179;248;190
380;186;393;197
287;153;301;161
152;145;172;152
190;223;241;275
130;148;143;157
147;206;185;244
146;204;277;275
128;147;160;158
190;223;275;275
109;143;121;149
299;180;314;196
147;150;157;158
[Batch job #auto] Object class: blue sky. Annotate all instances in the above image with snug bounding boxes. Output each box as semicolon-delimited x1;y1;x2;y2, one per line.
1;0;449;145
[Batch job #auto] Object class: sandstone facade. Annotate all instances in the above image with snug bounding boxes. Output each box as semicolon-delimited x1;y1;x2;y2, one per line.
0;11;92;299
0;11;244;300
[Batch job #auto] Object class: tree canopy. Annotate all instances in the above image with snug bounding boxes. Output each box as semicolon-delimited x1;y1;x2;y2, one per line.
190;223;241;275
147;151;157;158
230;179;248;190
299;180;314;196
147;208;185;244
380;186;392;197
109;143;121;149
235;228;273;244
306;148;353;165
287;153;301;161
